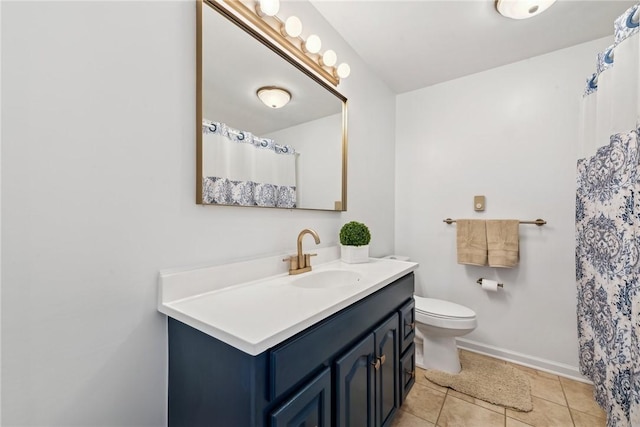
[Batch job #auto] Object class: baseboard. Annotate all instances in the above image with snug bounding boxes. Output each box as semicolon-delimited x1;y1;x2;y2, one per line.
455;338;592;384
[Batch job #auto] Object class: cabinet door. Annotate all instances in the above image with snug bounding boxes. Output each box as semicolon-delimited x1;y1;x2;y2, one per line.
374;313;400;427
400;343;416;404
335;333;375;427
270;368;331;427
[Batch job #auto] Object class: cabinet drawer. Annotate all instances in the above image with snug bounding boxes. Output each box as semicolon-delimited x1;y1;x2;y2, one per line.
269;273;414;400
400;344;416;404
270;367;331;427
399;299;415;354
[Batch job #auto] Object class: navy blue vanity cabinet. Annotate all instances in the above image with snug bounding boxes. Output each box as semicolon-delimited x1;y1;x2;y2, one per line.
335;333;376;426
270;367;332;427
375;314;401;426
400;299;416;352
335;313;400;427
166;272;415;427
398;299;416;404
400;343;416;404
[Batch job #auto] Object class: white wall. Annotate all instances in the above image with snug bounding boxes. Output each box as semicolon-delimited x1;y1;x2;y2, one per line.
0;0;3;421
0;1;396;425
396;37;611;375
268;113;342;210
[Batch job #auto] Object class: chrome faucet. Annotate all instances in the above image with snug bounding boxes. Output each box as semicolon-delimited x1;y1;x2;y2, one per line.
283;228;321;275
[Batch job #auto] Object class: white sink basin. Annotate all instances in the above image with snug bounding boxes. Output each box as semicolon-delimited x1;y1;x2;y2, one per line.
158;247;419;355
291;269;363;289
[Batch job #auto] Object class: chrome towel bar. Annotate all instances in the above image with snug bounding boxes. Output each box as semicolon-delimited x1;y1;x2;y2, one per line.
443;218;546;226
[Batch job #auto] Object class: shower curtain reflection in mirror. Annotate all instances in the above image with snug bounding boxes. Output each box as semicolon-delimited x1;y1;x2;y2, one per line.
202;120;297;208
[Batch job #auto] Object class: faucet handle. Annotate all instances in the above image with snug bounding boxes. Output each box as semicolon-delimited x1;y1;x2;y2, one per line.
283;255;298;271
304;253;318;269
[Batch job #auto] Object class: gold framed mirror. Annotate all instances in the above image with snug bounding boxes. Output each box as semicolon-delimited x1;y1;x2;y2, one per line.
196;0;348;211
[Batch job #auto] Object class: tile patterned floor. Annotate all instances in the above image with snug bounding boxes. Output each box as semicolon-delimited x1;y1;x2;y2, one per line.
392;350;607;427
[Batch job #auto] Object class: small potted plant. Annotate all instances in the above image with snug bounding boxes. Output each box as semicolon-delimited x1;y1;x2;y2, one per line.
339;221;371;263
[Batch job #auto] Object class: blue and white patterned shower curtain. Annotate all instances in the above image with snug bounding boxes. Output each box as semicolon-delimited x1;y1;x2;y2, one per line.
576;4;640;426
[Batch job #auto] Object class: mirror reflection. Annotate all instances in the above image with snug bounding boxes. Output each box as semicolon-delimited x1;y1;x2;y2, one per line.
197;0;348;211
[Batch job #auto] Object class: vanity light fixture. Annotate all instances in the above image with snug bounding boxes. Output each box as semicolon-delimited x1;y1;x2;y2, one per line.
303;34;322;54
282;16;302;38
321;49;337;67
220;0;350;86
256;0;280;17
256;86;291;109
495;0;557;19
336;63;351;79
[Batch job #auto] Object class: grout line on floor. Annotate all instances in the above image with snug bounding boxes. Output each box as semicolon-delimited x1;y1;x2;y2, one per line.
433;388;449;427
558;375;577;426
531;393;570;408
506;415;534;426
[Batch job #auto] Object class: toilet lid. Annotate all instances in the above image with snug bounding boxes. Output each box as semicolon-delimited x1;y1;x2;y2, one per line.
414;296;476;319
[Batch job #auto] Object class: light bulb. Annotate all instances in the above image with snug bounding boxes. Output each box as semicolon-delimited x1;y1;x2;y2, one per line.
321;50;337;67
336;63;351;79
304;35;322;54
282;16;302;38
257;0;280;17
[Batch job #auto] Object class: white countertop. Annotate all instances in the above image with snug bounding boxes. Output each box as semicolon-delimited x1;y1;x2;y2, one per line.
158;248;418;355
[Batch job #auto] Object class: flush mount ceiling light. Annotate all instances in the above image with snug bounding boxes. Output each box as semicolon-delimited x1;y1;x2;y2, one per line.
496;0;557;19
256;86;291;109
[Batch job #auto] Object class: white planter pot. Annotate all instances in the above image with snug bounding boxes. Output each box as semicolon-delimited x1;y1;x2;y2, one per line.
340;244;370;264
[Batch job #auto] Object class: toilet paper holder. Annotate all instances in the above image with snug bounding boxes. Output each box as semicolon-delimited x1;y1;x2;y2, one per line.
477;278;504;288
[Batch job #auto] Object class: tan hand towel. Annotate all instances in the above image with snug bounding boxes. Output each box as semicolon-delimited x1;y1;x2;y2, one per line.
456;220;487;266
486;220;519;268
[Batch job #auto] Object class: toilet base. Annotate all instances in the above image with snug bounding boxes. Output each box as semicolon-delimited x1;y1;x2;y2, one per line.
414;336;461;374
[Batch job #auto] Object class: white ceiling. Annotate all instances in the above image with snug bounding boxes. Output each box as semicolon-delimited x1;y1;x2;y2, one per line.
310;0;637;93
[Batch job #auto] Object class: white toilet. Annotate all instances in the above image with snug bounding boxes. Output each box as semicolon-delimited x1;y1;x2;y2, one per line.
414;296;477;374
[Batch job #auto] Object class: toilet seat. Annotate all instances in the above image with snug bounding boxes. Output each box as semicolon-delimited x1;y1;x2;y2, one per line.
414;296;476;319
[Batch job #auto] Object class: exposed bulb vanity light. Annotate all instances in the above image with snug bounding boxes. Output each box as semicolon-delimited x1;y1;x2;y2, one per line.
256;0;280;17
304;34;322;54
495;0;557;19
227;0;350;85
257;86;291;109
321;49;337;67
282;16;302;38
336;63;351;79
